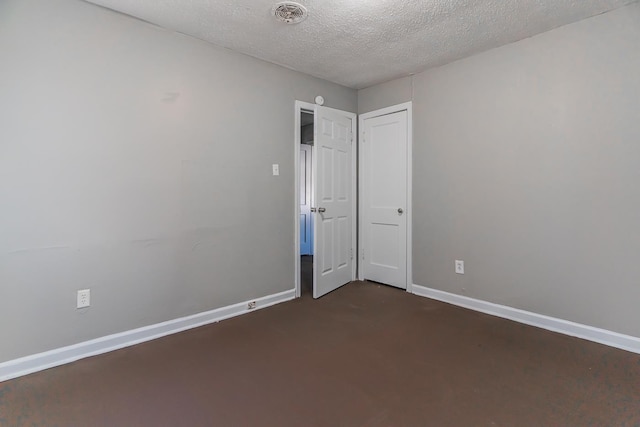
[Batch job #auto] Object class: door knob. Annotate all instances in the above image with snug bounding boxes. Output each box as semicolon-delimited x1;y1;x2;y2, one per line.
311;207;317;212
397;208;404;214
318;207;326;213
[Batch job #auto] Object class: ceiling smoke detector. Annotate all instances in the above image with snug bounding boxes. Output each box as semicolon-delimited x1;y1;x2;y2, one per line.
272;2;308;24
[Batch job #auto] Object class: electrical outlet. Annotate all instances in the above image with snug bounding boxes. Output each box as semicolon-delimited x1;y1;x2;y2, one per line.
455;260;465;275
247;301;256;310
77;289;90;308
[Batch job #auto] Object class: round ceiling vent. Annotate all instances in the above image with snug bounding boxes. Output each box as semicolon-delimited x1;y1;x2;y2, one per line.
273;2;308;24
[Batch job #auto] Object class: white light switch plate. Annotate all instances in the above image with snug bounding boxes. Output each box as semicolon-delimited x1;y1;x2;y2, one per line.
272;164;279;176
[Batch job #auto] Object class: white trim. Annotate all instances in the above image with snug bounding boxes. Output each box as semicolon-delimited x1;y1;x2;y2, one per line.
339;107;359;283
359;102;413;121
358;102;413;292
0;289;296;382
412;284;640;354
351;111;358;282
406;103;413;292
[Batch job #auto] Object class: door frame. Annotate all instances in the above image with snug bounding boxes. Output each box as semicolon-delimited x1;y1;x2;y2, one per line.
358;102;413;293
294;100;357;298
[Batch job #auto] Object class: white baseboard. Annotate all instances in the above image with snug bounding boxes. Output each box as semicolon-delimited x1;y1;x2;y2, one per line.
412;284;640;354
0;289;296;382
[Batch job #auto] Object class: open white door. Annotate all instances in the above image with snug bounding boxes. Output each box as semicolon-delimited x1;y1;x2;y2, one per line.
313;106;355;298
360;109;409;289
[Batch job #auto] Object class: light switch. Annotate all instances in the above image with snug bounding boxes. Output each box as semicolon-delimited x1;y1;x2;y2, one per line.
272;164;279;176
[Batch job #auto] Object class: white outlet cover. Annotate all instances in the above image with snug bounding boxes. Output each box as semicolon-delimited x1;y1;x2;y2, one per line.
77;289;91;308
455;260;464;274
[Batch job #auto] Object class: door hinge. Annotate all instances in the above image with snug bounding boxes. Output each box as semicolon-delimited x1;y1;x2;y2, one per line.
350;248;353;260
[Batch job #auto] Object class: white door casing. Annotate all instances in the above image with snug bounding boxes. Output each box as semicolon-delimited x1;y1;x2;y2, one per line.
360;107;410;289
300;144;313;256
313;105;355;298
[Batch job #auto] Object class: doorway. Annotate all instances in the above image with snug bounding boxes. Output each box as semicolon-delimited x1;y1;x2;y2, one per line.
299;110;314;296
294;101;357;299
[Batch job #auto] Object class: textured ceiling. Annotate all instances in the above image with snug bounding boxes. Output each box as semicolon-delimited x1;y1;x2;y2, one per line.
85;0;637;89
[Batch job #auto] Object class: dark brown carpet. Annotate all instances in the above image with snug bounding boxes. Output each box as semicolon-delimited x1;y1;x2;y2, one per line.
1;281;639;426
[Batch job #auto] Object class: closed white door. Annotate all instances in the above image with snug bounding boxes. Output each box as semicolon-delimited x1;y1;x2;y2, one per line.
300;144;313;255
361;110;408;289
313;106;354;298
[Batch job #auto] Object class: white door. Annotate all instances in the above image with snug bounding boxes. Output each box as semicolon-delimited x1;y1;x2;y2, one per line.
361;110;408;289
313;106;354;298
300;144;313;255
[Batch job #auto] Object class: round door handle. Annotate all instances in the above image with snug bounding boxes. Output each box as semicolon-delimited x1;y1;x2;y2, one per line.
318;207;326;213
397;208;404;214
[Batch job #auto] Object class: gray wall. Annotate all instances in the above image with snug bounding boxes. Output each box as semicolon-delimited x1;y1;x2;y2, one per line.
357;76;412;115
0;0;356;362
361;2;640;337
